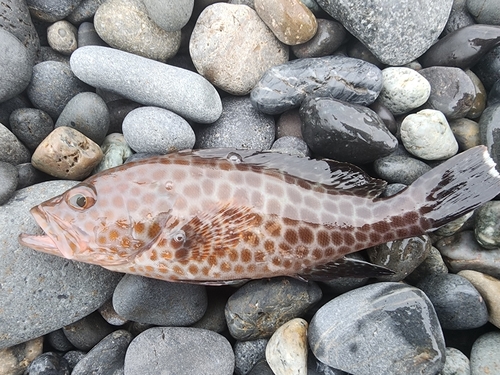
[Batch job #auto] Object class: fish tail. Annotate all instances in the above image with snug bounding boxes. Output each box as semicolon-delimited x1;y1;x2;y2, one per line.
402;146;500;230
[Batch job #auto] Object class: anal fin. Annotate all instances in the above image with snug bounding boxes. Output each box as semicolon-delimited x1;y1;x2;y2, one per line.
298;257;394;280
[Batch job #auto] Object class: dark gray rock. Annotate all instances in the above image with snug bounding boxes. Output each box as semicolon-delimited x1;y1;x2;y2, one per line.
26;61;92;120
225;277;322;340
300;97;397;163
9;108;54;151
0;95;31;129
67;0;106;24
291;19;346;58
16;162;51;189
0;123;31;165
316;0;452;65
27;352;70;375
381;183;407;197
271;136;310;157
71;330;132;375
308;282;446;375
319;252;369;295
250;55;383;115
449;118;481;151
475;201;500;249
406;246;448;285
191;288;230;333
443;0;475;35
37;45;70;64
374;155;431;185
46;329;74;352
124;327;235;375
479;103;500;171
247;359;275;375
107;99;142;134
234;339;268;375
473;45;500;90
488;79;500;107
467;0;500;25
113;274;208;326
194;96;275;150
276;108;303;139
470;331;500;375
98;299;128;326
62;311;115;351
0;161;18;205
62;351;86;371
26;0;83;22
77;22;107;47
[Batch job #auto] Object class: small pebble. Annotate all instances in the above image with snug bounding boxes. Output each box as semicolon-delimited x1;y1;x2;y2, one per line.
478;103;500;171
93;133;133;173
98;299;128;326
474;45;500;90
27;0;82;22
373;154;431;185
46;329;74;352
62;351;86;371
27;352;70;375
47;20;78;55
77;22;107;48
9;108;54;152
276;109;303;139
142;0;193;31
488;79;500;107
470;331;500;375
107;99;142;134
271;136;310;157
191;288;230;333
62;311;115;351
248;359;275;375
465;69;486;119
443;0;475;35
449;118;480;151
0;337;43;375
440;347;470;375
475;201;500;249
292;19;346;58
67;0;106;24
0;161;18;205
234;339;268;375
15;163;50;190
435;212;474;237
406;246;448;285
0;123;31;165
467;0;500;25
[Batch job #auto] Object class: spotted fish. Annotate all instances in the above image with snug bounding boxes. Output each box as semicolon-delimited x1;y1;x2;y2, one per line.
19;146;500;284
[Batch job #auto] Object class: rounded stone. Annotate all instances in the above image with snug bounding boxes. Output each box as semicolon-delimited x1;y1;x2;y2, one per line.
234;339;268;375
27;352;70;375
27;0;82;22
254;0;317;45
55;92;110;145
488;79;500;107
93;133;133;173
467;0;500;25
441;347;470;375
26;61;91;120
271;136;310;157
474;45;500;90
377;67;431;115
194;96;275;150
62;311;115;351
292;19;346;58
67;0;107;24
465;69;486;119
142;0;194;31
0;337;43;375
449;118;480;151
373;154;431;185
124;327;235;375
369;100;397;134
16;162;50;190
98;299;128;326
31;126;103;180
470;331;500;375
189;3;289;95
191;288;230;333
475;201;500;249
0;123;31;165
0;161;19;205
47;20;78;55
9;108;54;152
77;22;107;48
47;329;74;352
400;109;459;160
107;99;143;134
443;0;476;35
406;246;448;285
94;0;181;61
479;104;500;171
416;273;489;330
276;109;302;139
112;274;207;326
0;28;32;102
122;106;195;154
63;351;86;371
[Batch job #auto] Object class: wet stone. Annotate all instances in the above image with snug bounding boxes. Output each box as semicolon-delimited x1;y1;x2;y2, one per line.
373;154;431;185
308;282;446;375
276;109;302;139
478;103;500;170
300;97;397;164
369;100;397;134
234;339;268;375
488;79;500;107
473;45;500;90
449;118;480;151
465;69;486;119
47;20;78;55
435;212;474;238
0;337;43;375
470;331;500;375
381;183;407;198
9;108;54;152
142;0;193;31
0;161;18;205
475;201;500;249
27;352;70;375
63;311;115;351
250;55;383;115
0;123;31;165
271;136;310;157
346;39;385;69
441;347;470;375
93;133;133;174
292;19;346;58
406;246;448;285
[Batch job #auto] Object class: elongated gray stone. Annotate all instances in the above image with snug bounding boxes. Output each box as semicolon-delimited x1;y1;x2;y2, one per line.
70;46;222;123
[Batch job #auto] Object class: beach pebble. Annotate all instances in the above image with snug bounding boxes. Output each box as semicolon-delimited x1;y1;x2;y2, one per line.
470;331;500;375
473;45;500;90
31;127;103;180
143;0;193;31
77;22;107;48
190;3;288;95
254;0;317;45
98;299;128;326
94;0;180;61
400;109;458;160
234;339;268;375
191;288;230;333
107;99;142;134
449;118;480;151
225;277;322;340
251;55;382;115
0;161;18;205
319;253;370;295
63;351;86;371
417;273;489;330
458;270;500;329
47;329;74;352
292;19;346;58
93;133;133;173
55;92;110;145
0;337;43;375
315;0;452;65
9;108;54;152
300;97;397;164
435;212;474;237
0;123;31;165
488;80;500;107
369;100;397;134
70;46;222;123
67;0;106;24
406;246;448;285
47;20;78;55
465;69;486;119
62;311;115;351
271;136;310;157
26;61;91;120
478;103;500;169
27;0;82;22
27;352;70;375
0;96;31;129
443;0;475;35
122;106;195;154
377;67;431;115
467;0;500;24
266;318;308;375
124;327;234;375
71;330;132;375
0;29;32;103
194;96;275;150
276;109;302;139
475;201;500;249
440;347;470;375
248;360;275;375
15;163;50;190
374;154;431;185
308;282;445;375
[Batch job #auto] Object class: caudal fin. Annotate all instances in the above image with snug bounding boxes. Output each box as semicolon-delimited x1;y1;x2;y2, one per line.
405;146;500;229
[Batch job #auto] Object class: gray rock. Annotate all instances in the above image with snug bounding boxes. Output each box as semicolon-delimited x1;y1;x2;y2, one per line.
26;0;83;22
0;95;31;130
62;311;115;351
248;359;274;375
467;0;500;25
93;133;133;173
319;253;369;295
9;108;54;151
113;274;208;326
271;136;310;157
143;0;193;31
55;92;110;145
443;0;476;35
191;288;230;333
441;347;470;375
234;339;268;375
27;352;70;375
37;46;71;64
124;327;235;375
374;155;431;185
16;162;51;189
47;329;74;352
315;0;453;65
406;246;448;285
67;0;106;24
291;19;347;58
0;123;31;165
250;55;383;115
70;46;222;123
474;46;500;90
0;337;43;375
27;61;91;120
71;330;132;375
479;103;500;171
0;180;123;349
435;212;474;237
308;282;446;375
0;161;18;205
475;201;500;249
107;99;142;134
98;299;128;326
225;277;322;340
470;331;500;375
77;22;107;47
63;351;86;371
276;109;303;139
465;69;487;119
122;106;195;154
449;118;480;151
194;96;275;150
0;28;32;102
381;183;407;197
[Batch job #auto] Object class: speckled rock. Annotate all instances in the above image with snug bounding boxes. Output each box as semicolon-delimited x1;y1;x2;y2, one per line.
234;339;268;375
276;109;302;139
271;136;310;157
70;46;222;123
400;109;458;160
470;332;500;375
9;108;54;152
94;0;180;61
479;103;500;170
94;133;133;173
27;0;82;22
441;347;470;375
0;337;43;375
47;20;78;55
124;327;235;375
292;19;346;58
465;69;486;119
467;0;500;25
47;329;74;352
31;126;103;180
449;118;480;151
474;201;500;249
189;3;288;95
26;352;70;375
142;0;193;31
63;311;115;351
0;123;31;165
62;351;86;372
98;299;128;326
0;161;18;205
315;0;453;65
373;154;431;185
406;246;448;285
194;96;275;150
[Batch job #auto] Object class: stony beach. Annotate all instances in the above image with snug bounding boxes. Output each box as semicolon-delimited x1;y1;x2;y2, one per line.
1;0;500;374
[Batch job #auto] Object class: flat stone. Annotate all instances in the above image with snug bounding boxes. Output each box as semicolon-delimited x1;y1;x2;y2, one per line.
142;0;193;31
0;161;18;205
93;133;133;173
94;0;181;61
0;180;123;349
27;0;82;22
300;97;397;164
31;126;103;180
441;347;470;375
189;3;288;95
47;20;78;55
449;118;480;151
470;332;500;375
62;311;115;351
479;103;500;171
0;337;43;375
0;123;31;165
308;282;445;375
9;108;54;152
315;0;453;65
373;154;431;185
70;46;222;123
250;55;382;115
291;19;346;58
255;0;317;45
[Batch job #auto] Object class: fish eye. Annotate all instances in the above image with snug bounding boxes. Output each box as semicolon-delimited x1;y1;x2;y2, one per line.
172;230;186;243
66;185;97;211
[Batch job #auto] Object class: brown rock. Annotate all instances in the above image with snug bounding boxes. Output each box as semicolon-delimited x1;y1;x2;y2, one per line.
31;127;103;180
255;0;317;45
47;20;78;56
449;118;480;151
0;337;43;375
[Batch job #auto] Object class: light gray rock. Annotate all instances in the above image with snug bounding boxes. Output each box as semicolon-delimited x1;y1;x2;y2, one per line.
0;180;123;349
27;0;83;22
93;133;133;173
467;0;500;25
470;331;500;375
441;347;470;375
0;123;31;165
143;0;193;31
70;46;222;123
47;20;78;55
234;339;268;375
0;161;18;205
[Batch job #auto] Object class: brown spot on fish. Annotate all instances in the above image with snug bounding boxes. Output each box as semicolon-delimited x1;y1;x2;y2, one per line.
208;255;217;267
161;251;172;260
255;250;266;262
173;265;185;275
355;231;368;242
264;240;275;253
149;250;158;261
296;246;309;258
121;238;131;248
134;222;145;234
188;264;199;275
284;229;298;245
235;264;244;274
221;262;231;272
272;257;281;266
241;248;252;263
317;230;330;247
343;233;355;246
264;221;281;236
247;264;256;273
145;265;154;273
299;227;314;244
312;249;323;260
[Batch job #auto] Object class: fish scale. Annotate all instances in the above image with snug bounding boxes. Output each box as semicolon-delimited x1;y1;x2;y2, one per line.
19;146;500;285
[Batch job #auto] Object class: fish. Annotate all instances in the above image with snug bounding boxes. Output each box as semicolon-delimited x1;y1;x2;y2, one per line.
19;146;500;285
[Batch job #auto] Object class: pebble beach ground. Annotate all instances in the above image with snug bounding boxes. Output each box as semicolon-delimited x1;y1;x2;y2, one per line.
1;0;500;374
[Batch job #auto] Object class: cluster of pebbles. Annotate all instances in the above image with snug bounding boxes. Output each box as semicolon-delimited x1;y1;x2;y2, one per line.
1;0;500;374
